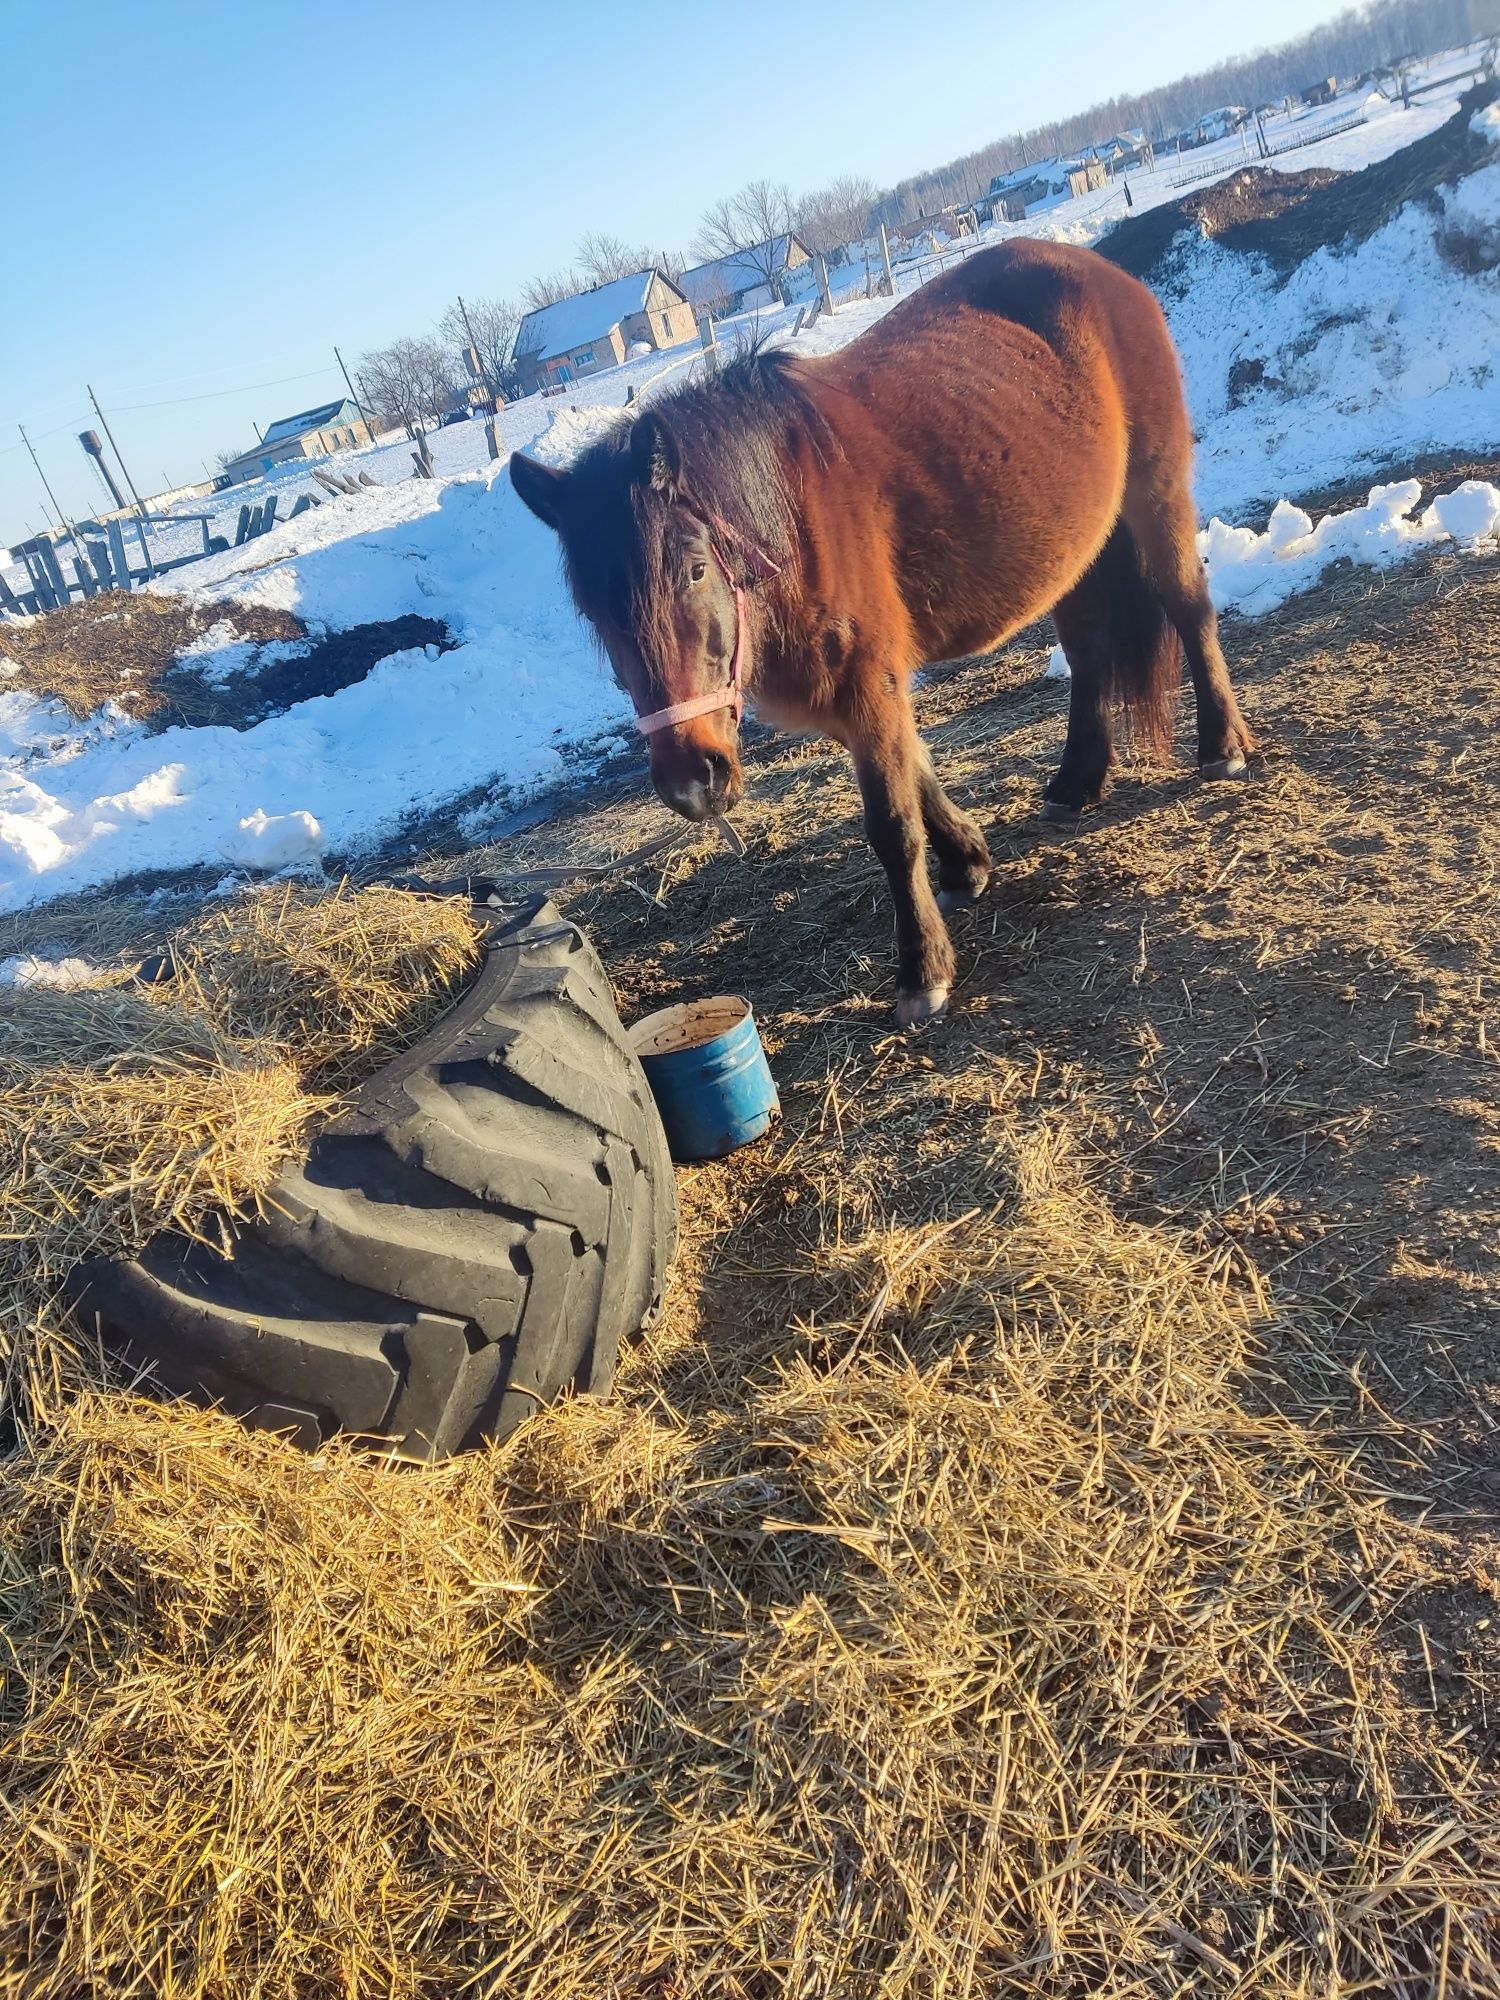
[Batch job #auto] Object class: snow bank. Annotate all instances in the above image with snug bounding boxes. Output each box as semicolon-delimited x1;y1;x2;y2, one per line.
1169;158;1500;518
1199;478;1500;614
0;473;634;911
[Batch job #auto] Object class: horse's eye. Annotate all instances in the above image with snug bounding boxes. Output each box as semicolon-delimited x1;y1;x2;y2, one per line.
688;560;707;585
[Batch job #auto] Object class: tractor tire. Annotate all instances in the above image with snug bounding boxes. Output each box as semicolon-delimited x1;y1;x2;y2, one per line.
71;897;677;1462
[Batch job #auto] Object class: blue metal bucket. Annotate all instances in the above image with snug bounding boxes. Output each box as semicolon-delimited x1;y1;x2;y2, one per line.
630;995;779;1161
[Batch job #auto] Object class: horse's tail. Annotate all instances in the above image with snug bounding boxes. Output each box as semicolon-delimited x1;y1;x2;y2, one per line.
1090;518;1181;761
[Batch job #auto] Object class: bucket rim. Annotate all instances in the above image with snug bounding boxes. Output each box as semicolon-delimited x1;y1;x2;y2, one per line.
629;994;754;1060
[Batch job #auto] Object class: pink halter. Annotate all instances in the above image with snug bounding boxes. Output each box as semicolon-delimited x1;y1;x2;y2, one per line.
634;519;778;738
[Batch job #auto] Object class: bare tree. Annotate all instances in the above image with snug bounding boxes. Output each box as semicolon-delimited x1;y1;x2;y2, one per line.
439;296;521;392
692;179;797;293
794;173;879;260
359;337;463;436
575;232;656;287
521;269;579;312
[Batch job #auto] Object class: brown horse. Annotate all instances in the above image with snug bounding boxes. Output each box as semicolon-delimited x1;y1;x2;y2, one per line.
510;239;1254;1025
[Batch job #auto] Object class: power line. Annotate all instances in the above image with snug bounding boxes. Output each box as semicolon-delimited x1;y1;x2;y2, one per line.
108;364;343;414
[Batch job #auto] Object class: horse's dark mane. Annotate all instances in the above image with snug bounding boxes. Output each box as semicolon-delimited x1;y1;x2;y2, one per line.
558;347;827;670
639;346;829;575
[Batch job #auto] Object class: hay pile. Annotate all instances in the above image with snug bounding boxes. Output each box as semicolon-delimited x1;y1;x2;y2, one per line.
163;880;483;1088
1;1101;1496;1993
0;884;481;1426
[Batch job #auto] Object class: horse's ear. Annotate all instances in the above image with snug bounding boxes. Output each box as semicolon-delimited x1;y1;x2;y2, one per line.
509;452;568;530
630;411;681;498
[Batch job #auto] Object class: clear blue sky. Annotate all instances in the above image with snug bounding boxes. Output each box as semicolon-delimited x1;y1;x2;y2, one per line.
2;0;1353;545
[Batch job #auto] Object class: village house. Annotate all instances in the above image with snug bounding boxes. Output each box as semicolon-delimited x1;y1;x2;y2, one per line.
676;235;814;318
983;150;1108;220
510;270;696;395
222;398;374;484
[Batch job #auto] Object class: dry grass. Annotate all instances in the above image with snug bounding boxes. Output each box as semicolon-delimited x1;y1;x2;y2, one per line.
0;1113;1492;1996
2;549;1499;1994
163;880;483;1089
0;592;304;723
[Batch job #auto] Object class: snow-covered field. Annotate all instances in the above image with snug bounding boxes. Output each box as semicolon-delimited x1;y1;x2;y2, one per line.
2;57;1498;917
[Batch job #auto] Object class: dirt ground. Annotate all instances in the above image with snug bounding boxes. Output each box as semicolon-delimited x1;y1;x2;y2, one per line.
447;530;1500;1726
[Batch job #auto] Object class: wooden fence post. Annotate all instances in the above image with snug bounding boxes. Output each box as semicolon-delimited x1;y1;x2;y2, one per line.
878;224;896;297
815;254;835;318
35;537;72;606
107;517;133;584
699;317;719;370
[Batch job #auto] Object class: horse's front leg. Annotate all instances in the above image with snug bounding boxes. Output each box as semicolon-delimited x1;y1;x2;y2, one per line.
852;702;956;1026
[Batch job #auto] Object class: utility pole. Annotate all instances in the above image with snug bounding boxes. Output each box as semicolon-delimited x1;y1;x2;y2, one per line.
455;297;486;380
18;425;71;532
356;372;380;438
86;385;147;516
333;345;370;437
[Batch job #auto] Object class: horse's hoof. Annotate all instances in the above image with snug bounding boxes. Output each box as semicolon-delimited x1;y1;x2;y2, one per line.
1040;798;1082;824
1201;753;1248;781
938;874;990;913
896;985;950;1029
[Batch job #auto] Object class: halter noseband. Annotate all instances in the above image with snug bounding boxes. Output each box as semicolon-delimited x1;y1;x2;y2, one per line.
633;517;778;739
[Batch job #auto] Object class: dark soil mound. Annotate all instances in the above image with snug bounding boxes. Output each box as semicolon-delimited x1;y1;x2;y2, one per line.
169;613;456;730
1103;80;1499;281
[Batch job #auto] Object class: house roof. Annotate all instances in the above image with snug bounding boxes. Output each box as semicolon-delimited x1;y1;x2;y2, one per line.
988;158;1079;196
677;236;807;309
514;270;681;362
260;399;360;447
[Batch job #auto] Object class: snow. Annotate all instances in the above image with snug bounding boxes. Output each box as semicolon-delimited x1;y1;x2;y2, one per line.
0;475;635;908
0;952;107;990
1473;102;1500;145
1198;478;1500;615
229;807;324;872
1166;157;1500;517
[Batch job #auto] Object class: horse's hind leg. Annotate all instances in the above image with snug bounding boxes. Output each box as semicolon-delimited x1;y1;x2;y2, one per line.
1124;479;1256;776
851;697;957;1025
918;744;992;910
1042;582;1114;819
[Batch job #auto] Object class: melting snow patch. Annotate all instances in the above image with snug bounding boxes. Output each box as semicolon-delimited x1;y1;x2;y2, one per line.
0;952;106;990
1200;478;1500;614
1044;645;1071;680
1472;102;1500;145
229;808;324;872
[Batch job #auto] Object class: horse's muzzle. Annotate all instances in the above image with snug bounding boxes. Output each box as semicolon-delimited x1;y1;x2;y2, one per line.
653;742;741;821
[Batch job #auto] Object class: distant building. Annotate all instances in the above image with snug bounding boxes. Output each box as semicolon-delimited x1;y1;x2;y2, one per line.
983;151;1108;219
1303;76;1339;104
677;235;814;318
1189;105;1252;145
222;398;373;484
1099;130;1154;171
511;270;697;395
